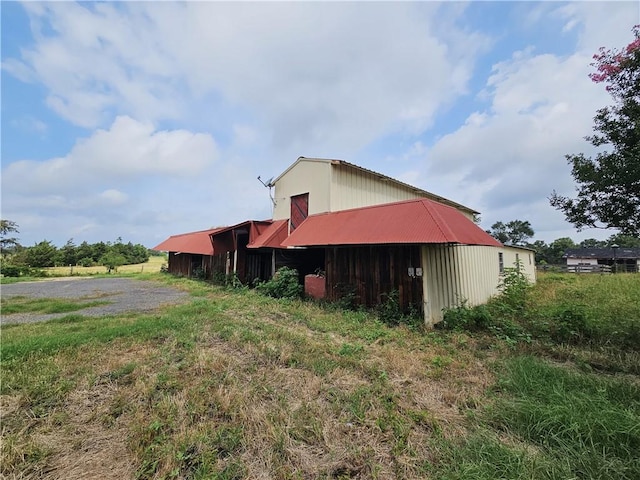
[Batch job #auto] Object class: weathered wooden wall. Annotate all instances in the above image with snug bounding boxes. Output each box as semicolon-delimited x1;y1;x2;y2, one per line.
325;245;423;311
168;252;224;279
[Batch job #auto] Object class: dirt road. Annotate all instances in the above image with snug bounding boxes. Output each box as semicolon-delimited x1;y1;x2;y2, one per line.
1;277;190;325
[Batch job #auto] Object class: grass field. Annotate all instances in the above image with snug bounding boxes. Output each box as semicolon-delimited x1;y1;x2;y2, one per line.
41;255;166;276
1;272;638;479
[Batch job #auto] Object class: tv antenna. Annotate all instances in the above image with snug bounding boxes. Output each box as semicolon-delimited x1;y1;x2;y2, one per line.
258;176;276;207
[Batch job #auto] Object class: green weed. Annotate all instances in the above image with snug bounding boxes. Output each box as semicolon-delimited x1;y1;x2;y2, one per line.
1;296;110;315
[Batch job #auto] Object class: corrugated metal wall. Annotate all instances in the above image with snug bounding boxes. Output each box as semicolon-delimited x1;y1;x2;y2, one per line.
421;244;536;326
272;160;331;220
273;159;476;222
501;246;537;282
330;166;418;212
422;245;499;326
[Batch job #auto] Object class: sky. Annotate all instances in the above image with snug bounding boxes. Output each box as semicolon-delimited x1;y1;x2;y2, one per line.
1;1;639;249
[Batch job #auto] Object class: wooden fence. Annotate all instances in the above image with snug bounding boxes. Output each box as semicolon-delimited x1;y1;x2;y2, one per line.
538;264;638;273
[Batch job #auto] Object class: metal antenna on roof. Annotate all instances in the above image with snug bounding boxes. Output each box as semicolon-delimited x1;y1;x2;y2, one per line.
258;176;276;209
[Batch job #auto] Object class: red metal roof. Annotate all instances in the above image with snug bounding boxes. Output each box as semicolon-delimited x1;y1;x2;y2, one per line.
281;198;502;247
247;219;289;249
152;228;223;255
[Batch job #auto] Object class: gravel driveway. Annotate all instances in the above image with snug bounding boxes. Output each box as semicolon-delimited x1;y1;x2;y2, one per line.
1;277;190;325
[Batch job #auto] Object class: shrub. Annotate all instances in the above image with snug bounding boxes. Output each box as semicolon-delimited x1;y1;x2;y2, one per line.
495;261;531;318
0;264;46;278
377;290;423;328
377;290;403;326
192;266;206;280
553;305;590;344
1;264;22;277
331;283;359;311
78;257;94;267
255;267;302;299
441;301;493;331
441;300;529;345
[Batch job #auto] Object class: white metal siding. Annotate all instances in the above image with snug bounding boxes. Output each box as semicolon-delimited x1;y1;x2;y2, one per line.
272;161;331;220
501;246;537;282
273;158;476;220
331;166;432;213
421;245;536;327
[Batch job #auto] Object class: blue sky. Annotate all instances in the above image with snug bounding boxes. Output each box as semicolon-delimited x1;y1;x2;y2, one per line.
1;1;638;248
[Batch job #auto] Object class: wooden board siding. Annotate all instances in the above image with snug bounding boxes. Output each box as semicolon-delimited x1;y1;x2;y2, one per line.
245;251;273;283
325;245;423;312
168;252;223;279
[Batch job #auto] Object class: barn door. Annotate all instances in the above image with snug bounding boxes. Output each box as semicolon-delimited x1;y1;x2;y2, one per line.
290;193;309;231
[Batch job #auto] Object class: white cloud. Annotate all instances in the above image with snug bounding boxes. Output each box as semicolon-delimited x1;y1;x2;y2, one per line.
410;2;639;242
98;189;128;206
1;116;221;246
3;116;218;195
5;2;488;155
4;1;636;247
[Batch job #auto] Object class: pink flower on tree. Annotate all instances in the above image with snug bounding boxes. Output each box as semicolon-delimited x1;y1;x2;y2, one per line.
589;25;640;96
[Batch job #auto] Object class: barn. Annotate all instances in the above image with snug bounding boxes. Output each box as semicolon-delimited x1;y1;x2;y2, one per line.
152;228;223;279
156;157;536;326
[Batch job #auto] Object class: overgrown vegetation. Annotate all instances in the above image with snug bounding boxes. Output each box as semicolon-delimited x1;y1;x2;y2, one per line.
442;268;640;351
436;355;640;480
255;266;303;299
377;289;423;328
1;272;638;479
1;256;166;283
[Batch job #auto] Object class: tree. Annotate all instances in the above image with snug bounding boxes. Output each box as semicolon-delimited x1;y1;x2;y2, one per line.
76;241;94;266
25;240;58;267
550;26;640;235
0;219;21;253
606;233;640;248
579;238;607;248
487;220;534;245
546;237;577;265
100;252;126;273
58;238;78;266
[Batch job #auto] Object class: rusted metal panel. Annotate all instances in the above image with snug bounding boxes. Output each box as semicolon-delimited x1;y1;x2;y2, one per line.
282;198;501;248
290;193;309;231
247;220;289;249
154;228;220;255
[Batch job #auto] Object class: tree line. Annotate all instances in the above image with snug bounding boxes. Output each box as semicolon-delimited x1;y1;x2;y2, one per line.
1;220;156;273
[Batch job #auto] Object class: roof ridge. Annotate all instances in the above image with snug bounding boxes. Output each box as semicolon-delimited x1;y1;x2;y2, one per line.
304;197;435;218
419;199;455;242
169;227;224;238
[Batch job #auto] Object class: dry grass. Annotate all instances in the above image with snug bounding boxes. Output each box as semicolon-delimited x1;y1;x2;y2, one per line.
10;274;635;479
44;256;166;276
0;282;499;479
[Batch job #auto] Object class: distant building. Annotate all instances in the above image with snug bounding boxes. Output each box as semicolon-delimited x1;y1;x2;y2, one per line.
563;247;640;273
